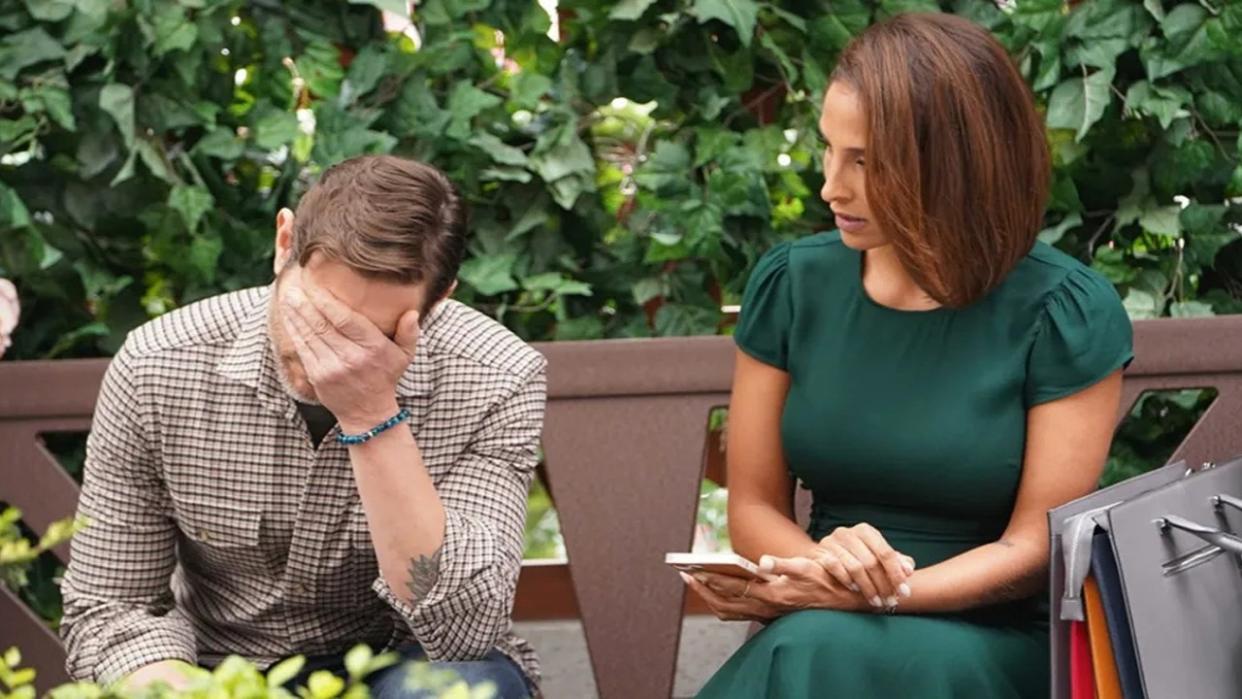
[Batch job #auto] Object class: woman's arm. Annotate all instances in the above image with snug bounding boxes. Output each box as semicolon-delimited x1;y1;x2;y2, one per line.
891;370;1124;614
726;350;819;561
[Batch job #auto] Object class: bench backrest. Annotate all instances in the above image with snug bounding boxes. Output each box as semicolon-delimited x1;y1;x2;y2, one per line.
4;318;1242;697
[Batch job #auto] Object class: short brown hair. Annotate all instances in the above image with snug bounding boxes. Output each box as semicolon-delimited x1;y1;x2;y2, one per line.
291;155;467;302
832;13;1051;307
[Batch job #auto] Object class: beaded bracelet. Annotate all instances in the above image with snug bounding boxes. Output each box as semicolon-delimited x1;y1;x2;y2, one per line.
337;407;412;446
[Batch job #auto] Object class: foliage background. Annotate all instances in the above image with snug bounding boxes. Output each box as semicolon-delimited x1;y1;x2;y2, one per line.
0;0;1240;622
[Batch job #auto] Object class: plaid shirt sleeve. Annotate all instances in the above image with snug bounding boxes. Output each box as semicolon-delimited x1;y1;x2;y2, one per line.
60;345;198;683
372;364;545;660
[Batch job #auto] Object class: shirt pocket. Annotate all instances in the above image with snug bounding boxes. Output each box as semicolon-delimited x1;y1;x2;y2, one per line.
173;495;268;577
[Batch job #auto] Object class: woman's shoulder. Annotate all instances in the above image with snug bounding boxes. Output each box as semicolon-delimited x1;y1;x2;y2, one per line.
1003;241;1122;311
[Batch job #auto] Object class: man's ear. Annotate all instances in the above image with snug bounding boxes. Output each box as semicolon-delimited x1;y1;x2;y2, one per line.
273;208;295;275
418;280;457;322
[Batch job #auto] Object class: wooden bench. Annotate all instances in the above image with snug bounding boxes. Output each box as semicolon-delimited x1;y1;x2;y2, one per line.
4;317;1242;698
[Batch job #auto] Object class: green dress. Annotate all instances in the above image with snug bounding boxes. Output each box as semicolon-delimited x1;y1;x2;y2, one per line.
697;232;1133;699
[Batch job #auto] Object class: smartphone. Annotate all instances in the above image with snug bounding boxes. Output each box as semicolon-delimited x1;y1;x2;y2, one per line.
665;552;764;580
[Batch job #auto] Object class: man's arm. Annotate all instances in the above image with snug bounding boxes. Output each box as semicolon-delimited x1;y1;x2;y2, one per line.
60;346;197;684
346;369;544;660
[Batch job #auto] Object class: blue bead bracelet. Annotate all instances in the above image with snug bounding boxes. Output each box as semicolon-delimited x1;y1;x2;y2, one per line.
337;407;412;446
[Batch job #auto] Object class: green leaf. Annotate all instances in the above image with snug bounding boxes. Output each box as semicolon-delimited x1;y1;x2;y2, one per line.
1092;245;1138;284
169;185;214;232
348;0;408;14
135;140;172;182
459;253;519;296
759;32;797;83
691;0;760;47
266;657;305;688
109;149;137;186
1038;212;1082;245
765;4;807;32
1138;204;1182;237
609;0;658;21
1012;0;1068;34
254;110;300;150
37;86;75;130
529;128;595;210
1045;69;1114;141
471;132;528;167
1141;4;1221;79
509;72;552;109
445;83;503;140
1170;301;1214;317
1144;0;1165;21
0;28;65;80
25;0;74;21
635;141;692;195
99;83;135;148
152;9;197;56
654;303;719;336
343;645;372;680
0;183;31;229
522;272;592;296
307;671;345;699
297;41;346;100
344;44;387;100
193;128;245;160
1122;288;1161;319
1125;81;1191;129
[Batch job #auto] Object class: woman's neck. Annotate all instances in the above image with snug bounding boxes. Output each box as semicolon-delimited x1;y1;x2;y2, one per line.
860;245;942;311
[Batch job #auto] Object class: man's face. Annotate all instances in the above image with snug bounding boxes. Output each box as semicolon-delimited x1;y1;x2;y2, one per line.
269;252;428;404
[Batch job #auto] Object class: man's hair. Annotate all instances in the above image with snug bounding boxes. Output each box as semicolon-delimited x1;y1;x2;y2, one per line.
291;155;467;302
832;13;1051;308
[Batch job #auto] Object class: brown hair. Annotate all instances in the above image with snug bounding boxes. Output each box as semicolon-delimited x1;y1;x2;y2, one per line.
831;13;1050;307
291;155;467;303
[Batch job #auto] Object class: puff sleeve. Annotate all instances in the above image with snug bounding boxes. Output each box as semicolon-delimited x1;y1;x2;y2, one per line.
1025;267;1133;406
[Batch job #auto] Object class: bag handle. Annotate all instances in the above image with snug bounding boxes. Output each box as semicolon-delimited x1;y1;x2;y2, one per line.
1155;515;1242;576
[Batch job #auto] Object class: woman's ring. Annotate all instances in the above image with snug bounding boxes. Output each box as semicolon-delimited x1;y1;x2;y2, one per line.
742;581;753;599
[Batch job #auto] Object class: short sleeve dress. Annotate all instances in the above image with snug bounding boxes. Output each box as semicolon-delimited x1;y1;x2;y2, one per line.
697;232;1133;699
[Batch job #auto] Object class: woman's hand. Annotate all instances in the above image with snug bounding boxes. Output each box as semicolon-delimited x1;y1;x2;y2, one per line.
681;556;869;622
816;524;915;609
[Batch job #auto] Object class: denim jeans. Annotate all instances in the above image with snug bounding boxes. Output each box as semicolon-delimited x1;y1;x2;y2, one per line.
290;644;532;699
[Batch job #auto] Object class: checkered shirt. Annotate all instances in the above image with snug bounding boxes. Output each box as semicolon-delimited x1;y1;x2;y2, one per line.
59;286;546;686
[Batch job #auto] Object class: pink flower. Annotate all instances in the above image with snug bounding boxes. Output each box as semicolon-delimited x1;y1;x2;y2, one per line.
0;278;19;360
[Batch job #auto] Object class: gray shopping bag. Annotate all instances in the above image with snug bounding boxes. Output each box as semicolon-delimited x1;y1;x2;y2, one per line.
1047;460;1189;699
1105;457;1242;699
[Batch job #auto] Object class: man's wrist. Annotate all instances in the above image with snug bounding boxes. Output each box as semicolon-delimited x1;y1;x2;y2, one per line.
338;401;402;435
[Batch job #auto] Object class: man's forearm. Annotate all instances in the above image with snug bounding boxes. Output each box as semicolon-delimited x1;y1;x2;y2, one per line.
343;408;447;605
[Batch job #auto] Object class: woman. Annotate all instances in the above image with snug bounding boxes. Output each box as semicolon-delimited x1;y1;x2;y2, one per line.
685;13;1132;698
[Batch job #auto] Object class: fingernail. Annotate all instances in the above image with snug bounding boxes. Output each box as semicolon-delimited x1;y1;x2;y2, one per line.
902;561;915;576
759;555;774;569
899;583;912;598
885;596;898;607
849;583;860;593
870;596;882;608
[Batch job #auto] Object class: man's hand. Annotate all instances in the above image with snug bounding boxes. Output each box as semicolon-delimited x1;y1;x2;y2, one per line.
281;274;421;431
681;555;871;622
122;659;198;692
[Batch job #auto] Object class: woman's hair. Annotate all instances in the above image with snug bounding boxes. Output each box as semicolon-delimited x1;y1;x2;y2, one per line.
831;13;1050;307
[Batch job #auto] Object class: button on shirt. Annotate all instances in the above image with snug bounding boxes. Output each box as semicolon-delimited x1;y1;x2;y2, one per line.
59;286;547;685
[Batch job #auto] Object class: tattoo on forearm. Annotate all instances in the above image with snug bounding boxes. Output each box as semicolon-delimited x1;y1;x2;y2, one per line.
405;547;443;602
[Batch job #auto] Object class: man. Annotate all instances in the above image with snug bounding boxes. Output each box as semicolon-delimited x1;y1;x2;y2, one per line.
60;155;544;699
